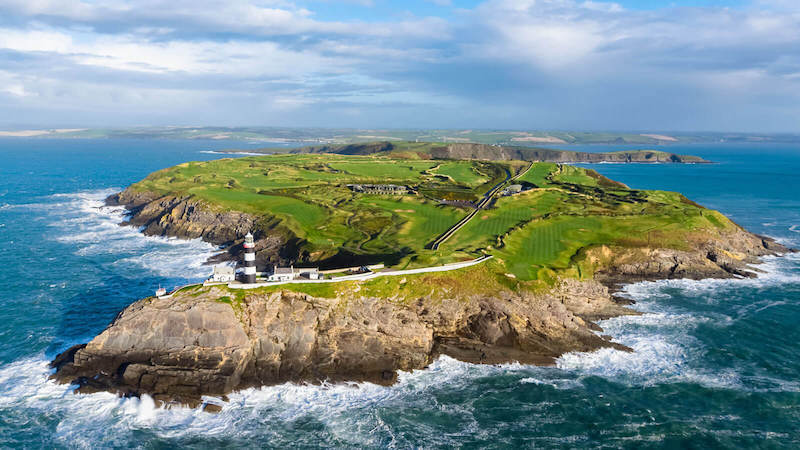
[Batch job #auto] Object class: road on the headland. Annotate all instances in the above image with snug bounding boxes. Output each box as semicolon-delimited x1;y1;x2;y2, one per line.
427;162;533;250
159;255;495;296
227;255;494;290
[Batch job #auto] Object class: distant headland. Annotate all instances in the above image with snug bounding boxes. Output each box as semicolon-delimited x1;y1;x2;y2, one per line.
216;141;711;163
3;126;800;146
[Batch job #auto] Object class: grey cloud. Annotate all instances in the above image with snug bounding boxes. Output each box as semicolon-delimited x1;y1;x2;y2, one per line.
1;0;800;131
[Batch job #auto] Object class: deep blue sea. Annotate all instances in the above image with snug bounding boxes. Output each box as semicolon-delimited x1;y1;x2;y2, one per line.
0;139;798;448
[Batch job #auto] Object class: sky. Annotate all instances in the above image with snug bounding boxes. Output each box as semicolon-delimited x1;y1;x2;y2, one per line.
0;0;798;132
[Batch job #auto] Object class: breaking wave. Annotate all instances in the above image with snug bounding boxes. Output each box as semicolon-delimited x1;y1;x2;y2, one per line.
556;252;800;391
35;189;222;280
1;250;797;444
0;353;569;446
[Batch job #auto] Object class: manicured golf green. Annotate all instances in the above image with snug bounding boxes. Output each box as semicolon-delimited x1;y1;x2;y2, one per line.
132;153;732;282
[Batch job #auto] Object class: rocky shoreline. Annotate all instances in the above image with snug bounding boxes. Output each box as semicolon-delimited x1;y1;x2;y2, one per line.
50;189;794;410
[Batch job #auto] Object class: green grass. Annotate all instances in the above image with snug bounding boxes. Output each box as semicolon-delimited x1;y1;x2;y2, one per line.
495;207;730;281
516;162;557;186
132;153;731;281
353;197;463;250
443;190;565;252
132;153;507;266
551;164;599;186
328;160;437;180
432;162;488;186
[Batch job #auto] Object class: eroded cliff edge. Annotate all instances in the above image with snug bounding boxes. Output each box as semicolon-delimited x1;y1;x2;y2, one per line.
52;189;793;409
51;278;633;409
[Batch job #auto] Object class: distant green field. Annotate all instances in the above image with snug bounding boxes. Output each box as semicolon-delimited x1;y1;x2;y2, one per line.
132;154;733;281
432;162;488;186
328;160;437;180
516;163;557;186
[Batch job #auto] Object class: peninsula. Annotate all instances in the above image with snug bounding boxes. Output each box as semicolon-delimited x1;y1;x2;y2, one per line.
218;140;711;163
51;143;790;410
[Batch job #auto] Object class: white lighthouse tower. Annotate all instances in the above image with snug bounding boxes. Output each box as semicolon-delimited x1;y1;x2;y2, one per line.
243;232;256;284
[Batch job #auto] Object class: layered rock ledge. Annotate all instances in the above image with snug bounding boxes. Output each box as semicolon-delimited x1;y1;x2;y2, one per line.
51;222;792;409
51;186;794;410
52;278;633;409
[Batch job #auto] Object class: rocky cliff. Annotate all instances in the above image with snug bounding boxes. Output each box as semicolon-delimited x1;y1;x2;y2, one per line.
52;278;633;409
51;223;792;409
107;189;294;267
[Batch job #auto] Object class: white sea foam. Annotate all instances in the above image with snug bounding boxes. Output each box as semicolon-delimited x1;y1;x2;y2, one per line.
0;354;543;444
6;190;799;440
557;252;800;390
38;189;223;280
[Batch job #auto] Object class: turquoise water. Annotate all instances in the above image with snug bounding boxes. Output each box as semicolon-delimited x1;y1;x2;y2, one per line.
0;140;798;448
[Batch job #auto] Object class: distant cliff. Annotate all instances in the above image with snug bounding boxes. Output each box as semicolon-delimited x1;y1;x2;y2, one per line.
220;141;711;163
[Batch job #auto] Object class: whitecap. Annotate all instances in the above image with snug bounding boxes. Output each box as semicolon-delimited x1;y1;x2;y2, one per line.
558;252;800;390
40;189;223;280
0;350;598;447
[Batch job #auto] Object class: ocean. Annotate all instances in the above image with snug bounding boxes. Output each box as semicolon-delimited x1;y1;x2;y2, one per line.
0;139;798;448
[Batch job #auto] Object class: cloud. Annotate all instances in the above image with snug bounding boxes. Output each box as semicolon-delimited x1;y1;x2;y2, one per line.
0;0;799;131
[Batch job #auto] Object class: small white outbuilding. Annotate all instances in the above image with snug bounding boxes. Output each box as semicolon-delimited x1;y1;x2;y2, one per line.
267;265;321;282
211;265;235;282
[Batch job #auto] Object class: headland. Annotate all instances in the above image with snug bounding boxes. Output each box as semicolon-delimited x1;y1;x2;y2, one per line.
51;143;792;409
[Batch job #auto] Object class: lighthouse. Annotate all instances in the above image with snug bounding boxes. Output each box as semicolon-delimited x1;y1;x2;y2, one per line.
243;232;256;284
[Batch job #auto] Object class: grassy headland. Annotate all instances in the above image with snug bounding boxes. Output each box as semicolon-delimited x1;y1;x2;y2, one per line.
127;148;734;292
224;140;710;164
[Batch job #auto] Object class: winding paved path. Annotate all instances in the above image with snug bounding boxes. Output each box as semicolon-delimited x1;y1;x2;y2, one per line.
427;162;533;250
227;255;493;289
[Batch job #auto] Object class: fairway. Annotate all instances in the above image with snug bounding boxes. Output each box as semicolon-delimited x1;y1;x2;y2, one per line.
130;152;732;279
517;162;557;186
354;196;462;247
328;160;437;180
442;190;565;251
432;162;489;186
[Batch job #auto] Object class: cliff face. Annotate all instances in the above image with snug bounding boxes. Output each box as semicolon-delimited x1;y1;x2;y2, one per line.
108;188;293;267
277;141;709;163
74;182;793;409
427;143;707;163
50;222;791;408
109;189;259;246
592;227;790;285
51;279;632;409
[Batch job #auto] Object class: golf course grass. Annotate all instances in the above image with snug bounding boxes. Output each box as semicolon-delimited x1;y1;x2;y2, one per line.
131;152;733;283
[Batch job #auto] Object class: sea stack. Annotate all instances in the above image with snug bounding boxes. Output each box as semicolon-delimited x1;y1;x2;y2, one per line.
243;232;256;283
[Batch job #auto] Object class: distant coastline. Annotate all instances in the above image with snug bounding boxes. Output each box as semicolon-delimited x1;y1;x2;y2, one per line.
2;126;800;146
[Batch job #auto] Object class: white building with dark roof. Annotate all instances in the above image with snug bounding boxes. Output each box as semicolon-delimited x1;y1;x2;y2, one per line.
267;265;321;282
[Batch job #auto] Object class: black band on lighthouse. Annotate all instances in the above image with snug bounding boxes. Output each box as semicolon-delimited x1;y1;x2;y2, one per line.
243;232;256;283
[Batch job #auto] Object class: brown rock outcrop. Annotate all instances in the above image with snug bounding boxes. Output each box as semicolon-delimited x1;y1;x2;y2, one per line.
51;279;632;408
593;228;792;285
67;188;792;410
107;188;292;267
